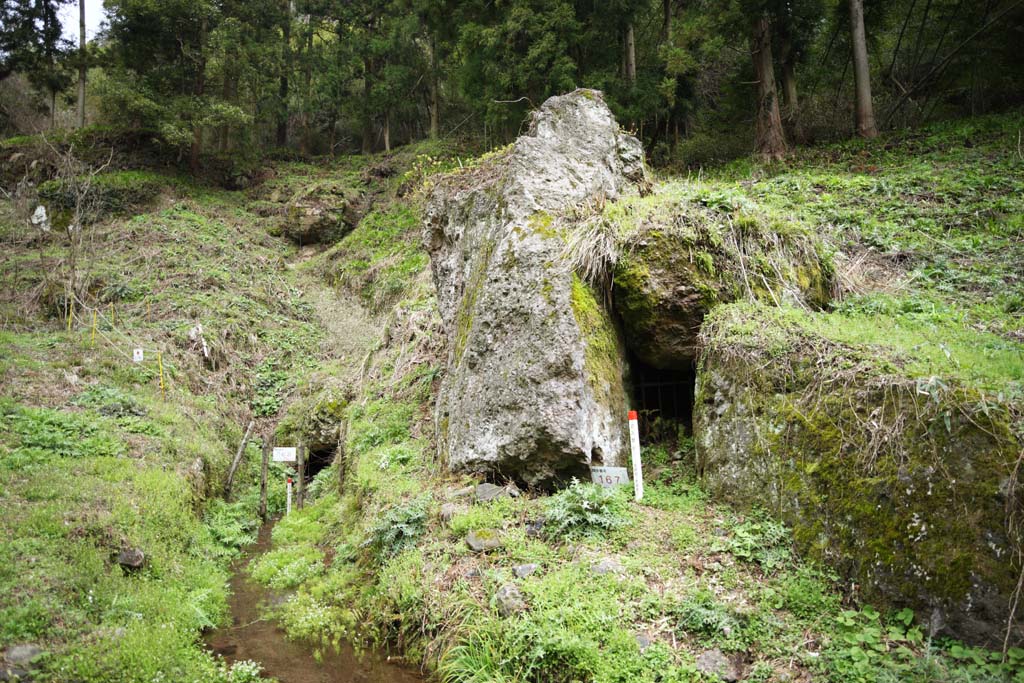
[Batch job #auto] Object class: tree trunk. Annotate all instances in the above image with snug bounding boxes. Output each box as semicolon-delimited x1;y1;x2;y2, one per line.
428;34;439;139
219;62;236;153
662;0;672;43
750;14;787;160
849;0;878;137
190;16;207;175
277;0;292;147
624;23;637;84
361;58;373;155
76;0;86;129
778;37;802;142
383;111;390;152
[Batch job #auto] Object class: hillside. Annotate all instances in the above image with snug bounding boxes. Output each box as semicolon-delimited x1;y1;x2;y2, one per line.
1;107;1023;683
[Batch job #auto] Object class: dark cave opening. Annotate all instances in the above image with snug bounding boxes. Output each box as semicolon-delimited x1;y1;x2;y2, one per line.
628;353;696;442
303;445;335;482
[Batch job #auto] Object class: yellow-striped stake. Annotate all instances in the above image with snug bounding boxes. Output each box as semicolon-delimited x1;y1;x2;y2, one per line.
157;351;165;399
91;310;97;348
66;299;74;332
109;303;115;326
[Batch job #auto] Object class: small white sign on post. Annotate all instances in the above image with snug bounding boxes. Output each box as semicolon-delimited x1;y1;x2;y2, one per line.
590;466;630;487
628;410;644;502
133;348;144;363
272;446;297;463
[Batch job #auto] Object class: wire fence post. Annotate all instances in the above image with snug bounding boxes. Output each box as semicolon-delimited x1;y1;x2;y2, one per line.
259;440;270;522
157;351;165;399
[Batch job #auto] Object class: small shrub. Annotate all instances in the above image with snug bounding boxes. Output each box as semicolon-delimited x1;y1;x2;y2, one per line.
362;495;431;560
712;514;792;571
204;499;259;556
1;401;124;462
71;384;146;418
673;589;745;646
544;479;629;538
250;546;324;589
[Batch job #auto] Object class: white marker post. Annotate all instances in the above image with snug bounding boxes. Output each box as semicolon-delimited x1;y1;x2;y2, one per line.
628;410;643;502
286;477;293;515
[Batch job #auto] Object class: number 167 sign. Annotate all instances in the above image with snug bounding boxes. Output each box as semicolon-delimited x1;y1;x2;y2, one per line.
590;466;630;487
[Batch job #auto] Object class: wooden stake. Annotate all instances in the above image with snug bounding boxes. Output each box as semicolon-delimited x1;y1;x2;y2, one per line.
109;302;115;326
259;441;270;522
335;420;347;497
66;298;74;332
224;419;255;498
91;310;97;348
296;444;305;509
157;351;165;399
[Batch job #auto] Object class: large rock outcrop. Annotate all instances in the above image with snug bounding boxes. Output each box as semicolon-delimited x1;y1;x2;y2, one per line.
424;89;644;484
695;302;1024;647
611;186;831;369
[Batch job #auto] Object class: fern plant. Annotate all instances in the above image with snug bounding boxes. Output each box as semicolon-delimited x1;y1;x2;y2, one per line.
362;495;431;560
544;478;629;538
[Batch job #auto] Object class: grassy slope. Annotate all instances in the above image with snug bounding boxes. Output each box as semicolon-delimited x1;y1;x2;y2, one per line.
248;114;1024;683
707;113;1023;388
2;119;1021;683
0;157;373;681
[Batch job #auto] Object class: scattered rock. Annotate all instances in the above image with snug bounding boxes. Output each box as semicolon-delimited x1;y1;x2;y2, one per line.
2;643;44;681
426;89;645;485
439;503;460;523
116;547;145;572
695;649;742;682
465;568;481;579
474;482;520;502
525;518;545;538
634;633;653;652
494;584;527;616
512;563;539;579
4;645;43;668
591;557;623;576
466;529;503;552
450;486;475;499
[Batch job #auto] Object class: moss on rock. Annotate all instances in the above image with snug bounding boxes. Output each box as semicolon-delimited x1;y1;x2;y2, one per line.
695;302;1024;646
610;184;831;369
569;275;627;414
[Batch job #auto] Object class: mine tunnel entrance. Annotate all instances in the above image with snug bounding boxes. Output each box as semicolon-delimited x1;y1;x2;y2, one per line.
628;354;696;442
303;445;335;483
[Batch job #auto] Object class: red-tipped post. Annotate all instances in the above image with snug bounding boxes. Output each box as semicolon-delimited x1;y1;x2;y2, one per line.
628;410;643;501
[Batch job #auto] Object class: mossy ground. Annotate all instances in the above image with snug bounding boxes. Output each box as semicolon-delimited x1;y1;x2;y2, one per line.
0;154;372;680
691;113;1023;657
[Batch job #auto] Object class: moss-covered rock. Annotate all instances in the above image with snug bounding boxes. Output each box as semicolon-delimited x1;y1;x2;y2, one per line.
38;169;167;221
695;302;1024;647
611;185;831;369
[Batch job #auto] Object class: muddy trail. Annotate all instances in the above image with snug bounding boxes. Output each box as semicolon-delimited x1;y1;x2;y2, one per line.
206;523;420;683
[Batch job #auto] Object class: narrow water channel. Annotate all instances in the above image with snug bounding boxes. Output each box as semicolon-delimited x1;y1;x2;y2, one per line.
206;523;421;683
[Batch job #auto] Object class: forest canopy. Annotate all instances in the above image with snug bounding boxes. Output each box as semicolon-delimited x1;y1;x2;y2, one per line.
2;0;1023;168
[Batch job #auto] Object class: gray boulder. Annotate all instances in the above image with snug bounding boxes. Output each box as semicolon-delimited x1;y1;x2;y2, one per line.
425;89;645;485
494;584;527;616
117;547;145;572
512;563;539;578
466;529;503;552
695;649;742;682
